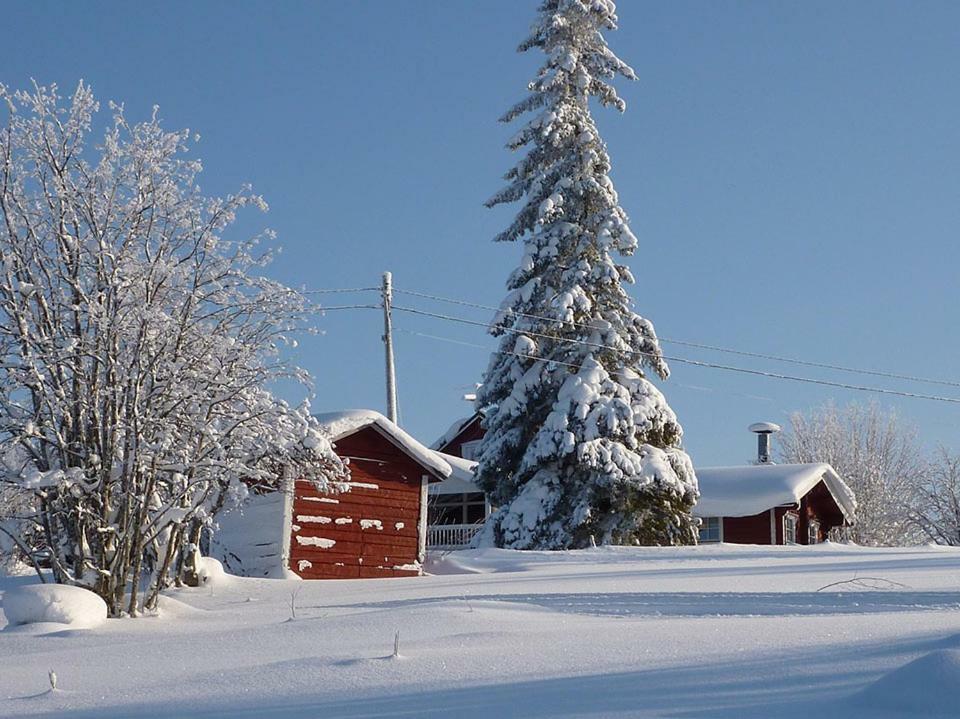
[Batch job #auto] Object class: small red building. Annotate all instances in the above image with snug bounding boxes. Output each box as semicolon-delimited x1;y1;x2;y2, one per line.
288;410;452;579
693;463;856;545
212;410;452;579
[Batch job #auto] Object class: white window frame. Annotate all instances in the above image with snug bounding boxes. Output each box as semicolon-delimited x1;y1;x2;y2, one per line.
783;513;798;545
698;516;722;543
808;518;820;545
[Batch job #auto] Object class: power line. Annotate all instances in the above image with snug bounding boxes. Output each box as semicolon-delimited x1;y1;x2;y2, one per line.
316;304;380;311
400;330;769;406
301;286;380;295
391;305;960;405
392;286;960;390
397;328;588;372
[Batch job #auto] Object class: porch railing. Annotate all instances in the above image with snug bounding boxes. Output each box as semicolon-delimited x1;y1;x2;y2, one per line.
427;523;482;549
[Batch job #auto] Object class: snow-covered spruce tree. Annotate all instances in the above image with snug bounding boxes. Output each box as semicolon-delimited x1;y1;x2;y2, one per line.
474;1;698;550
0;82;345;615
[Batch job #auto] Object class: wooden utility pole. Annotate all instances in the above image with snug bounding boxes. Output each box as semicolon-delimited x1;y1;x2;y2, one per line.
382;271;398;423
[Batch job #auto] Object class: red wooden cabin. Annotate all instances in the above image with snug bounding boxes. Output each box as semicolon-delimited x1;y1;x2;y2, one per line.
289;411;451;579
694;463;856;545
212;410;451;580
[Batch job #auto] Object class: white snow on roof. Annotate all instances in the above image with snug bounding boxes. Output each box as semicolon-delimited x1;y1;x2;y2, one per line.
434;451;477;483
430;414;480;450
428;451;480;495
315;410;452;480
693;463;856;521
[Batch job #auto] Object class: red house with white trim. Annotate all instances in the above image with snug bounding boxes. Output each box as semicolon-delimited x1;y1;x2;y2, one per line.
693;463;856;545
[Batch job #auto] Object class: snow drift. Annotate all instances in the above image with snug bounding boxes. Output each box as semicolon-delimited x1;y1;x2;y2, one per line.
2;583;107;629
855;648;960;716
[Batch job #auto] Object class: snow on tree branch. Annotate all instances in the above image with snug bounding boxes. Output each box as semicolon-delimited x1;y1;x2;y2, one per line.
475;1;698;550
0;82;346;616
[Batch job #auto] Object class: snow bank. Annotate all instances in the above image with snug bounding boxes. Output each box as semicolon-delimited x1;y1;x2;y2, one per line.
855;649;960;715
209;492;288;578
195;557;231;587
2;583;107;629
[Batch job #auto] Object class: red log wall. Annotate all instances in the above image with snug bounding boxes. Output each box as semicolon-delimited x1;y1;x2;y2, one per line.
719;480;847;545
289;426;426;579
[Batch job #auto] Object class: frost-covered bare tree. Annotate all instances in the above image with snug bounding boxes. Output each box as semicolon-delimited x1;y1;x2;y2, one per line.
911;448;960;546
0;82;345;615
0;483;39;575
777;401;924;546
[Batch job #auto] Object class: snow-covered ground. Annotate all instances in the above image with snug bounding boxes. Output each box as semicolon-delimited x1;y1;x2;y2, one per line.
3;543;960;718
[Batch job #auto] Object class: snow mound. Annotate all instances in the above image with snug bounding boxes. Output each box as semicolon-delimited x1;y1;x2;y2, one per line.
196;557;231;587
856;649;960;715
2;583;107;629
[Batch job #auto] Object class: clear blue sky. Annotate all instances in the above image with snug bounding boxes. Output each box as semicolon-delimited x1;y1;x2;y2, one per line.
5;1;959;465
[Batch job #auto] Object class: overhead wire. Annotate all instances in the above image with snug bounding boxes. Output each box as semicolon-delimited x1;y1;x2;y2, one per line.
392;286;960;390
296;284;960;404
391;305;960;405
300;286;380;295
315;304;380;311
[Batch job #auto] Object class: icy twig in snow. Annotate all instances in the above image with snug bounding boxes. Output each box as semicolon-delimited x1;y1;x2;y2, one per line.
393;630;401;659
288;586;302;621
816;576;910;592
47;670;57;692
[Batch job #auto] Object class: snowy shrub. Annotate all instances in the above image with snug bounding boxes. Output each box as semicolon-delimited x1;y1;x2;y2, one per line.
0;82;346;616
475;1;698;549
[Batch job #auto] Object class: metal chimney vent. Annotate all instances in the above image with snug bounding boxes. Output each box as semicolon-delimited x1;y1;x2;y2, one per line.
748;422;781;464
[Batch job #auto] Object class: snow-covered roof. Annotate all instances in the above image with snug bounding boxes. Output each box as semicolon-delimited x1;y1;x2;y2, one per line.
693;463;856;522
315;410;452;480
428;452;480;495
430;413;482;451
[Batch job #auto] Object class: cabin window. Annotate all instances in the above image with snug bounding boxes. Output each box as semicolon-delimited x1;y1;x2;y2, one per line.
783;513;798;545
428;492;487;525
460;440;482;461
699;517;721;543
808;519;821;544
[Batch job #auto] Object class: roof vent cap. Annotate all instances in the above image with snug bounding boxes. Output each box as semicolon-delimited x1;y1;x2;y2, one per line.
749;422;781;464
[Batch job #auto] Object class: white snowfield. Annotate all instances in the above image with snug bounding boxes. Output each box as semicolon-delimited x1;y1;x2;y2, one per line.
2;543;960;718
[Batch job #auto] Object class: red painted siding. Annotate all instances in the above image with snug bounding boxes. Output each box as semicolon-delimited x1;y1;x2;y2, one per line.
436;414;484;458
289;426;428;579
721;513;774;544
719;479;847;545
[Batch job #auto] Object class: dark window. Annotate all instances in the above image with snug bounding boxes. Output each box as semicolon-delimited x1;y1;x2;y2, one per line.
699;517;720;543
428;492;488;525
